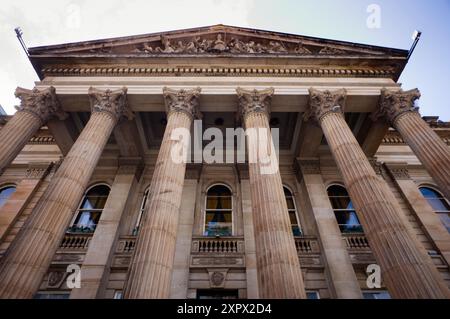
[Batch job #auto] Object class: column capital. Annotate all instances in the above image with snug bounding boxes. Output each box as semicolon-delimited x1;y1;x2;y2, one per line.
88;87;133;121
236;87;274;120
372;88;421;125
14;86;67;124
305;88;347;123
163;87;202;119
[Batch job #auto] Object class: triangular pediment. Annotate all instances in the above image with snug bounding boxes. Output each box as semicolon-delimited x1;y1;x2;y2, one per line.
28;24;406;57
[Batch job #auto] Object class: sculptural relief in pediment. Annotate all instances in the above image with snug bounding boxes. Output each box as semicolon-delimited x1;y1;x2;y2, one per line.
125;33;351;56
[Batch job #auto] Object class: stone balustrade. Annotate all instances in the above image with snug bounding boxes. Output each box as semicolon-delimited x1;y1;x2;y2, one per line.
59;233;92;250
343;233;371;250
115;236;136;253
191;236;245;254
294;236;320;254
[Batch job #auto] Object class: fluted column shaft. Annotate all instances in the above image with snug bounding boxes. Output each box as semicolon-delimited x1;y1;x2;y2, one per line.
375;88;450;199
394;112;450;199
126;88;200;299
0;112;42;172
237;88;306;299
0;112;117;298
320;110;449;298
0;87;129;299
126;111;191;298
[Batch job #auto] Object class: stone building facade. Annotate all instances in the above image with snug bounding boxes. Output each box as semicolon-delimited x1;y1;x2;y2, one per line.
0;25;449;299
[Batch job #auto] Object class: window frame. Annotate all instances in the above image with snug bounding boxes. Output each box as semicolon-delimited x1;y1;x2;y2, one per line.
327;183;363;234
203;183;234;237
419;185;450;232
68;183;111;233
0;184;17;209
133;187;150;235
283;185;302;236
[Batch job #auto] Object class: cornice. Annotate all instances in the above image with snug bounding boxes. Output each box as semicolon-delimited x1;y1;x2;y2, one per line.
40;66;397;78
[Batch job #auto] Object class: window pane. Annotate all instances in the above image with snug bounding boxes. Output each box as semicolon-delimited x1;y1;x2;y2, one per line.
289;211;298;224
329;196;351;210
426;198;450;212
80;195;108;209
306;292;319;299
419;187;439;198
437;212;450;233
285;197;295;209
335;211;363;233
81;185;110;209
363;291;391;299
205;211;232;236
292;225;302;236
0;186;16;208
206;196;232;210
327;185;349;197
71;211;101;232
207;185;231;196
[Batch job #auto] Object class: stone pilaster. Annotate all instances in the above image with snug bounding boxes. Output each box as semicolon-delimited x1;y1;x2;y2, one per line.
0;87;131;298
374;88;450;200
385;163;450;267
307;88;450;299
0;163;52;242
0;87;67;173
241;178;259;299
126;87;201;299
237;87;306;299
169;179;198;298
70;164;139;299
296;158;362;299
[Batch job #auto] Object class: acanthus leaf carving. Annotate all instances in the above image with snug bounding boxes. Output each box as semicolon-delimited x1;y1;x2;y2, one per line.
305;88;347;123
372;88;421;125
163;87;202;119
236;87;274;120
14;86;67;124
88;87;133;121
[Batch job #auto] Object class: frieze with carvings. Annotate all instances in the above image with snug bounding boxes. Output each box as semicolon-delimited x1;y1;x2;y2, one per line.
128;34;351;56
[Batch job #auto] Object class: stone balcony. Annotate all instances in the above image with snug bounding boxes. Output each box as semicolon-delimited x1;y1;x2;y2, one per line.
53;233;377;268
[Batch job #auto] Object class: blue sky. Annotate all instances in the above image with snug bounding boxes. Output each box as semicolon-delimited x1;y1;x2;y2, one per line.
0;0;449;119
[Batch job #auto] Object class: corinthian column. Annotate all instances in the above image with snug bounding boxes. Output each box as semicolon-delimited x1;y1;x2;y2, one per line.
0;87;131;299
236;88;306;299
0;87;67;173
126;87;201;299
373;88;450;200
306;88;450;299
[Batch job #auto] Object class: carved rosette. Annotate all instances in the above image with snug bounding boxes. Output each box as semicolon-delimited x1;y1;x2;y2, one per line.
163;87;202;119
88;87;133;121
305;88;347;124
236;87;274;120
14;86;67;124
372;88;421;125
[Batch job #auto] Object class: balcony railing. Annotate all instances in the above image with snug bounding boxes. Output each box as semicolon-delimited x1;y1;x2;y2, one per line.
59;233;92;250
115;236;136;253
294;236;320;253
343;233;370;250
191;236;244;254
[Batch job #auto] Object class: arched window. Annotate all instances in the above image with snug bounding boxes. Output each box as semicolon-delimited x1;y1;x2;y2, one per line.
204;184;232;237
419;187;450;233
68;184;110;233
0;185;16;209
133;188;150;235
327;185;363;233
284;187;302;236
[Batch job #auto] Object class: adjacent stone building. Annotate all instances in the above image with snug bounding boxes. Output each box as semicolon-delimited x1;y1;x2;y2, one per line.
0;25;449;299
